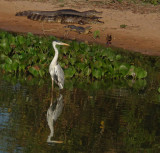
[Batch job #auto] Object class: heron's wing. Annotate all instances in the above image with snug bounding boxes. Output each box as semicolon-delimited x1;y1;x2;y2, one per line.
54;64;64;89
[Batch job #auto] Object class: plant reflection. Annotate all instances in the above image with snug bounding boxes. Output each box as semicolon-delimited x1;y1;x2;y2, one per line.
47;93;64;144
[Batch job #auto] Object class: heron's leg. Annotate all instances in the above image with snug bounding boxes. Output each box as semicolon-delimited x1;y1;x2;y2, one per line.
52;79;54;92
50;90;53;106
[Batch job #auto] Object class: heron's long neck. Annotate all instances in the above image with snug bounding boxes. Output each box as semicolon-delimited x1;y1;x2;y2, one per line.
51;44;58;66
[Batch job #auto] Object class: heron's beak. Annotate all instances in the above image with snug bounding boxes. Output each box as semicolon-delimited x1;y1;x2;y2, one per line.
61;43;70;46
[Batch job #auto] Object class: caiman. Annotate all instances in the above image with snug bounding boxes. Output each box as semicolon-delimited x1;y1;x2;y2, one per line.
27;14;104;24
64;25;92;34
15;9;102;18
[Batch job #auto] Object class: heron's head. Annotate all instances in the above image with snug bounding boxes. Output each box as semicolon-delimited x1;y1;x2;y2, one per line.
52;41;70;47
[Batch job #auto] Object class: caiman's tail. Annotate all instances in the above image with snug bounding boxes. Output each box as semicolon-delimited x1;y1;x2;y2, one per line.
15;11;33;16
27;14;59;22
27;14;43;21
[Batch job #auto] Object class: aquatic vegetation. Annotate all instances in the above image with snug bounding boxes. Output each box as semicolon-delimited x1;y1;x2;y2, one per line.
93;30;100;39
120;24;127;28
115;0;160;5
0;30;147;80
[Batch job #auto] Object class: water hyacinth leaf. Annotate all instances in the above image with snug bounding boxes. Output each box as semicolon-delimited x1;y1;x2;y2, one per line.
59;62;65;69
70;58;76;65
0;38;9;49
94;61;102;69
5;57;12;64
95;51;101;57
8;35;16;46
17;35;25;45
116;54;122;61
128;79;147;90
39;70;45;77
127;65;136;78
134;79;147;90
135;67;147;79
158;87;160;93
61;46;69;55
92;69;102;79
107;64;113;72
0;53;7;60
64;67;76;78
119;64;129;76
0;31;7;38
12;62;19;71
38;53;47;62
107;51;115;62
4;64;12;72
27;32;34;38
113;61;120;71
12;54;19;60
88;52;95;57
78;54;86;63
84;66;91;76
84;45;90;52
101;50;108;57
58;54;63;60
0;63;5;69
77;63;85;71
19;65;25;72
63;59;69;65
80;42;87;50
73;41;80;51
13;59;20;64
28;66;39;77
27;47;35;54
102;61;108;69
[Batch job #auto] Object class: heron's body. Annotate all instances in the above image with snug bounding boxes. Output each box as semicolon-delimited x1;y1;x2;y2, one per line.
49;63;64;89
49;41;69;90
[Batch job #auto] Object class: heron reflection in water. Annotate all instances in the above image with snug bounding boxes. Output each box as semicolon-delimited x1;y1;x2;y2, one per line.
47;93;64;144
49;41;69;91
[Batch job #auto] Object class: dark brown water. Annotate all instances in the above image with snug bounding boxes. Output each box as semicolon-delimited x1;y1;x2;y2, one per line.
1;75;160;153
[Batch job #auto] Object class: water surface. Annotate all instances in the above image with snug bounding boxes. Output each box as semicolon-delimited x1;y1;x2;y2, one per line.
1;75;160;153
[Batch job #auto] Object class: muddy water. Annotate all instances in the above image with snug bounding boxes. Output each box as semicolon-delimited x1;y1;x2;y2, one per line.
1;75;160;153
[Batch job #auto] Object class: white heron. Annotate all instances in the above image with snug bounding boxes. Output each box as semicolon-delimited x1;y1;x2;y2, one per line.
49;41;69;91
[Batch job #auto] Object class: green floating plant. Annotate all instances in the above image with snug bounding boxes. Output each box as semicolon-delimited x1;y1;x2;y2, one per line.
0;30;148;80
93;30;100;39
